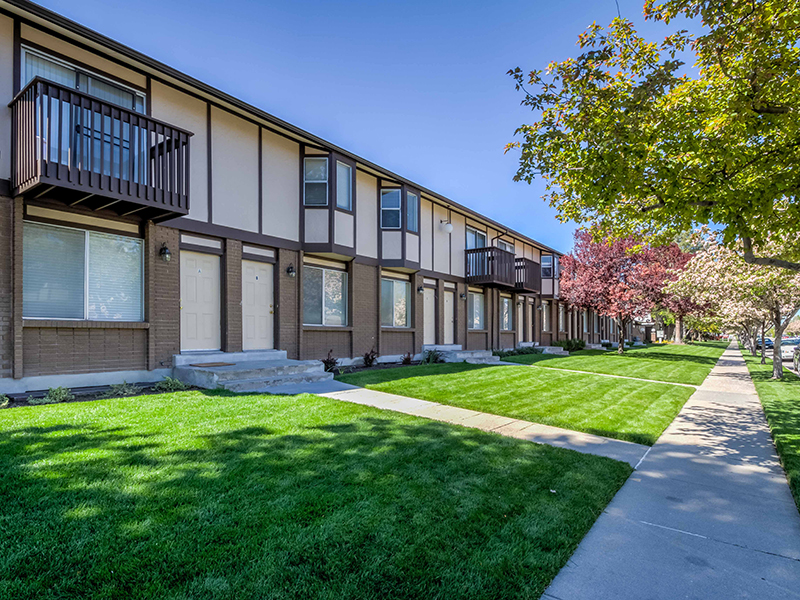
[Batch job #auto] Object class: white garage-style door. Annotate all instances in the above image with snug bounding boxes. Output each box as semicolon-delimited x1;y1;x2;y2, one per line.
423;287;436;345
242;260;274;351
180;250;221;351
443;290;455;345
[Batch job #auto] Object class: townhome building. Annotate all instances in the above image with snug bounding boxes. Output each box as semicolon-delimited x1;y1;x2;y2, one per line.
0;0;630;393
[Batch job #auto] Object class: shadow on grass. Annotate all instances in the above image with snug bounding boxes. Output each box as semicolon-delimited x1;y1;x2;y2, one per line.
0;405;630;600
335;362;508;386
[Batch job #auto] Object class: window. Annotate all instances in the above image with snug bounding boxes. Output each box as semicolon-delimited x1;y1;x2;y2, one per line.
541;301;551;332
381;278;411;328
583;310;589;333
407;192;419;233
304;158;328;206
541;255;553;278
466;227;487;250
468;291;485;330
553;256;560;278
611;319;616;335
336;161;352;210
500;297;513;331
22;46;146;112
303;265;347;326
497;240;514;253
381;189;402;228
23;222;143;321
594;313;600;333
559;304;566;332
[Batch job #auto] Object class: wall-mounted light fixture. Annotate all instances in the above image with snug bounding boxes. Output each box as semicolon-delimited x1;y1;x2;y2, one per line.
286;264;296;278
440;219;454;234
417;286;425;294
460;292;467;300
159;243;171;263
537;304;544;311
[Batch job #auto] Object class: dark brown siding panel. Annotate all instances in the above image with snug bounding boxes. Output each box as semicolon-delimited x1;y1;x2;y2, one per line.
500;332;515;350
22;327;147;377
468;331;489;351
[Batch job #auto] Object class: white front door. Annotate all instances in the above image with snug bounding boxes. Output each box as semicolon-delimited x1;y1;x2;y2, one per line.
423;287;436;345
242;260;274;351
444;291;455;345
180;250;221;351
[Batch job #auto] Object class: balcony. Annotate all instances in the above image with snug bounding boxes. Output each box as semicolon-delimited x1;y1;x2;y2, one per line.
512;258;541;294
10;77;192;222
465;246;516;287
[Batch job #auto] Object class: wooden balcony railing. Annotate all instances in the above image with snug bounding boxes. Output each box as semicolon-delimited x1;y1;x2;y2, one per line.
513;258;541;293
10;77;192;221
465;246;516;287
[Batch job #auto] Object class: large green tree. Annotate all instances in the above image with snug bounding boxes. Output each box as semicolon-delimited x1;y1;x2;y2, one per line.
508;0;800;270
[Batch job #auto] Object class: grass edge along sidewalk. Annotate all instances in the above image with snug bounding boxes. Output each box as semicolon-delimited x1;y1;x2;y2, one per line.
739;347;800;513
0;390;632;600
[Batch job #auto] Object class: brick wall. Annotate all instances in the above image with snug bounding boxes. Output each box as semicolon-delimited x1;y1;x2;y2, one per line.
149;225;180;369
224;239;243;353
352;262;378;357
276;249;300;359
304;329;350;362
0;196;12;379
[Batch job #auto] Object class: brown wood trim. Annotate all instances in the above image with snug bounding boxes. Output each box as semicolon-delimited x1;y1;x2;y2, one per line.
242;252;276;264
179;242;223;256
302;326;354;332
22;319;150;329
381;327;416;333
165;217;303;251
145;75;152;116
0;178;12;196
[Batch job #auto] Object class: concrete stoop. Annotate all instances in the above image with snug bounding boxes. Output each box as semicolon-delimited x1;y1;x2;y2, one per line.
439;349;501;365
585;343;605;350
172;351;332;393
540;346;569;356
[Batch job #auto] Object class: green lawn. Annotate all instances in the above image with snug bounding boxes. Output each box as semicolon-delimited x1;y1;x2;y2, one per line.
739;350;800;512
0;391;631;600
503;342;728;386
338;363;695;445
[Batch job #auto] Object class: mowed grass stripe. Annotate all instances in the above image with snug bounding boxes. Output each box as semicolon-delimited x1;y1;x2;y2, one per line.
338;364;694;445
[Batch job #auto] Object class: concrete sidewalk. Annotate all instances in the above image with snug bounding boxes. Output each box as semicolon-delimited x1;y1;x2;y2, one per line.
319;387;649;467
544;343;800;600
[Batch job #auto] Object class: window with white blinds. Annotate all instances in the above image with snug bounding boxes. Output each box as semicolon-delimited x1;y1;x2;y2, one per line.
23;222;144;321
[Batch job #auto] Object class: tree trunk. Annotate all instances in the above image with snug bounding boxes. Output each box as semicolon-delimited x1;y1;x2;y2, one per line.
617;316;625;354
772;310;786;379
760;322;766;365
674;315;683;344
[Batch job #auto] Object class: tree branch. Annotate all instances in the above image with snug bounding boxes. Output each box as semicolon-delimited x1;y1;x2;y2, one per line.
741;236;800;272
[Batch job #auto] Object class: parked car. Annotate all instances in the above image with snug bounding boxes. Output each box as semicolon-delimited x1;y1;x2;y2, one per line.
756;337;774;350
781;338;800;361
794;345;800;372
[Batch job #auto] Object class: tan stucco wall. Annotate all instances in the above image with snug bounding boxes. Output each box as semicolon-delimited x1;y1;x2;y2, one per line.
420;198;433;270
150;81;208;222
262;129;300;242
450;212;466;277
21;25;146;89
406;232;419;263
432;203;450;274
210;106;259;232
304;208;328;243
382;230;402;260
334;210;354;247
0;15;13;181
355;171;378;258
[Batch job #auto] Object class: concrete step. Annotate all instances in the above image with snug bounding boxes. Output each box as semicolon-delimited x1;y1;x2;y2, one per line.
465;356;502;364
585;343;605;350
422;344;462;352
540;346;569;356
173;349;287;367
221;370;334;393
440;349;499;363
173;356;328;391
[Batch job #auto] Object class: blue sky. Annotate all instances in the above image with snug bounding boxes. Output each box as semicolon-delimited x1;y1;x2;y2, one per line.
37;0;695;252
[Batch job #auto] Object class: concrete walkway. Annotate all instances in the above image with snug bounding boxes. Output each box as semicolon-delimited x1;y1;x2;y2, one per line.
544;342;800;600
319;386;649;467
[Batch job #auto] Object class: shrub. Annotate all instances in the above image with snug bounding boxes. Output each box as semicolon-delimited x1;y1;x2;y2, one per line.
553;338;586;352
493;347;544;358
0;394;9;409
102;381;143;398
154;377;189;393
30;386;74;405
422;349;444;364
601;342;613;349
362;347;379;368
321;350;338;372
401;352;413;365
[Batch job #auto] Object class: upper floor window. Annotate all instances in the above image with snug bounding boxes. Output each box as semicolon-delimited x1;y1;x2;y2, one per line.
553;256;560;278
304;157;328;206
23;221;143;321
466;227;487;250
381;189;402;229
22;47;145;113
336;161;352;210
407;192;419;233
541;255;553;278
468;291;485;330
500;297;513;331
302;265;347;326
380;277;411;328
497;240;514;253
